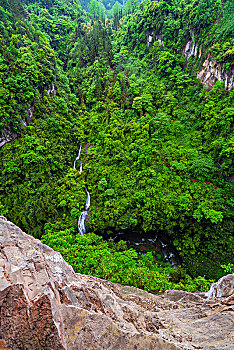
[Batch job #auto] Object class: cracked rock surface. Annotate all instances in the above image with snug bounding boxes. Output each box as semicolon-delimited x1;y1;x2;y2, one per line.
0;217;233;350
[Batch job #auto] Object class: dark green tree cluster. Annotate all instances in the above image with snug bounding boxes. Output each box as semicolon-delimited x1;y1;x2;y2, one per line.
0;1;56;134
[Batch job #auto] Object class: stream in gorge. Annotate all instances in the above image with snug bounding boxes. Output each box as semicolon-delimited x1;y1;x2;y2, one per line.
106;230;181;270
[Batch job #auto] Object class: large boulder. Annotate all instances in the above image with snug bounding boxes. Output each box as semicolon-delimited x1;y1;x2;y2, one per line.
0;217;179;350
206;274;234;299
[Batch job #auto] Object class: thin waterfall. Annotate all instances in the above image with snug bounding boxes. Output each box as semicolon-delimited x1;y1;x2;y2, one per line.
78;187;90;235
51;84;56;95
74;145;90;235
85;187;90;209
74;144;82;170
48;84;56;95
27;107;33;121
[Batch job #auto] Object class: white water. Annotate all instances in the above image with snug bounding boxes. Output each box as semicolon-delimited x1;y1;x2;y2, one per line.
27;107;33;121
85;188;90;210
77;188;90;235
74;145;90;235
21;119;27;126
159;240;179;270
78;210;88;235
78;188;91;235
51;84;56;95
48;84;56;95
73;144;82;170
79;161;82;173
116;232;180;270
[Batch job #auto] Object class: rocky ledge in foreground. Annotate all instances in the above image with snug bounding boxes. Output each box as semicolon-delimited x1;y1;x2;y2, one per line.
0;217;233;350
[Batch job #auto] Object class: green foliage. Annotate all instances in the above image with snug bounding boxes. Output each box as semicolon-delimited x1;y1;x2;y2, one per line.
221;263;234;274
89;0;105;22
169;267;186;284
0;0;233;286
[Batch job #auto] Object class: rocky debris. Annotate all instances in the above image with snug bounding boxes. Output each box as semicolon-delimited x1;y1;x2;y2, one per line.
0;217;179;350
156;302;234;350
163;290;206;303
0;217;233;350
118;284;234;350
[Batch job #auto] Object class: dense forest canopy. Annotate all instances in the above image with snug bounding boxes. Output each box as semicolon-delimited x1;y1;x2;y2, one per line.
0;0;233;291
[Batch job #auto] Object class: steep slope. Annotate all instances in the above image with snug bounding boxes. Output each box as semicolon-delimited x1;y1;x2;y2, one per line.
0;0;233;281
0;0;86;236
116;0;234;89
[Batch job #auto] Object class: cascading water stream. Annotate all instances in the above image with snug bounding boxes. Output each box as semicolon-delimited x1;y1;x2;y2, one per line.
159;240;179;270
27;107;33;121
74;145;90;235
48;84;56;95
78;188;90;235
112;231;181;270
73;144;82;170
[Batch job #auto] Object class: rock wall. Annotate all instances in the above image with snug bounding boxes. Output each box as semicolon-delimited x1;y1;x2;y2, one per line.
0;217;179;350
182;40;200;61
0;126;17;149
0;84;57;149
0;216;233;350
197;57;234;91
206;274;234;299
182;35;234;91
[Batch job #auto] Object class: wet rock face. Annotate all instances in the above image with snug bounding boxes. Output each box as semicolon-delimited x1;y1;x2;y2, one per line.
182;40;200;61
0;217;233;350
145;30;233;91
197;58;234;91
182;35;234;91
0;126;17;149
146;32;164;47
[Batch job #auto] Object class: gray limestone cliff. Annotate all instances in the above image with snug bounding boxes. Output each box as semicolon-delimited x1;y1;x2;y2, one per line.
197;56;234;91
0;126;18;149
0;216;233;350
